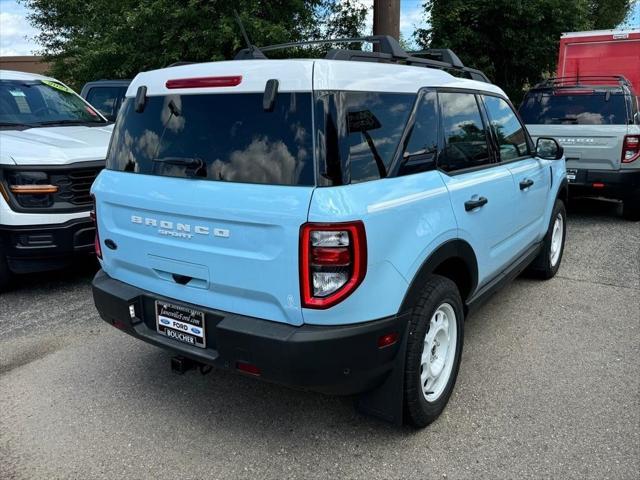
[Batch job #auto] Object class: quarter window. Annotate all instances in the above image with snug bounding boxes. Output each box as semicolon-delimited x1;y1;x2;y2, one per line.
314;91;415;185
438;92;491;172
483;95;528;161
399;91;438;176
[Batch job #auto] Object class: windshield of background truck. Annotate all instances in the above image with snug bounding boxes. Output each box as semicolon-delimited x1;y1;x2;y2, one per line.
519;90;628;125
0;79;105;127
107;93;314;186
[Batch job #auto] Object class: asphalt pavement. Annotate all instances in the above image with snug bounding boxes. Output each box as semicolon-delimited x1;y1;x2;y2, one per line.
1;198;638;480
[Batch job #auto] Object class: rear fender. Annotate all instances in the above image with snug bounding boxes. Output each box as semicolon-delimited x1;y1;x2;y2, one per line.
400;239;478;313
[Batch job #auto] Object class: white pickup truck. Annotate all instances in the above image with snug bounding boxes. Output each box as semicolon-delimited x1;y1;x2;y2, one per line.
0;70;113;289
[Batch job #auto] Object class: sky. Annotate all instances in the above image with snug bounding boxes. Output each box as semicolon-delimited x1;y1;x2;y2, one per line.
0;0;638;56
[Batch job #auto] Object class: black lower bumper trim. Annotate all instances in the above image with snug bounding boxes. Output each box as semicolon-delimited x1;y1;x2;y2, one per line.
568;168;640;200
0;217;95;274
92;270;409;395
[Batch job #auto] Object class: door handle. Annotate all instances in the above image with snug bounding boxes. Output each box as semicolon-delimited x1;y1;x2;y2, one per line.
464;196;488;211
519;179;534;190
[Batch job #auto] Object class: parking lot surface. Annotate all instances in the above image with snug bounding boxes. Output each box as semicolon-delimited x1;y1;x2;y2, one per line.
1;199;639;480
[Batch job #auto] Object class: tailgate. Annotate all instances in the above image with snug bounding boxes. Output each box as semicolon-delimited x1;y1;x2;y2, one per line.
527;125;627;171
93;170;313;326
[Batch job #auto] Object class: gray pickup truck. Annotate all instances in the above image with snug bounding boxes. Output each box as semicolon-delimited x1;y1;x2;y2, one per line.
520;76;640;220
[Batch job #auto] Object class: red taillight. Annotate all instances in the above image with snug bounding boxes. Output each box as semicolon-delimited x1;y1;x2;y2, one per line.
165;75;242;89
300;221;367;309
592;182;605;189
622;135;640;163
311;247;351;266
236;361;261;376
554;89;595;95
90;197;102;259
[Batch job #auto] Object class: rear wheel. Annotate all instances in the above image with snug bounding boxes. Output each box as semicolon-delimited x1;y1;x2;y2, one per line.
404;275;464;428
528;199;566;279
622;197;640;221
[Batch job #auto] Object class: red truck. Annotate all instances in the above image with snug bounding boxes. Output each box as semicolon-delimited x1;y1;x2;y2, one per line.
557;29;640;98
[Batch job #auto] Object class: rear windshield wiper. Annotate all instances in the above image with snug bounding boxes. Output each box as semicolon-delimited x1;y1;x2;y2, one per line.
152;157;207;177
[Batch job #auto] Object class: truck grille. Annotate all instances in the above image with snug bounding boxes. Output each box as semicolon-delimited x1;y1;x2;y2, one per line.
51;166;103;207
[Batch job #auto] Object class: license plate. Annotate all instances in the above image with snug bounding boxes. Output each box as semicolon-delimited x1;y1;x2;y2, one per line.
566;169;578;182
156;301;206;348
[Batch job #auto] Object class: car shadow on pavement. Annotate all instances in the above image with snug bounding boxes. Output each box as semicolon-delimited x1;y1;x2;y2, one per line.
94;336;418;442
5;259;98;294
566;196;623;219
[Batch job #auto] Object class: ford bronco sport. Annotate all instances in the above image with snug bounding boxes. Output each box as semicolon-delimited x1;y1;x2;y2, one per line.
520;76;640;220
91;36;568;426
0;70;112;290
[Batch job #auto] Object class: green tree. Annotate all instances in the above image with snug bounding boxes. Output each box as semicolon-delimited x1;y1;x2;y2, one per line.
588;0;633;28
322;0;368;39
416;0;633;102
21;0;367;88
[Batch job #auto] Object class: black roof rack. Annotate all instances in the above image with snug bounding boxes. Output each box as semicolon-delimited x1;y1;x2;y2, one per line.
234;35;491;83
409;49;464;68
532;75;632;90
167;61;196;68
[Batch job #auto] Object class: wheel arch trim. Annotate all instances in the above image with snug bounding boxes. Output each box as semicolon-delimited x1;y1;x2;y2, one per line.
399;239;478;313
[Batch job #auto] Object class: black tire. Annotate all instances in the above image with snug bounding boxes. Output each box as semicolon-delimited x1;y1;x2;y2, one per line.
0;247;11;292
528;199;566;279
404;275;464;428
622;198;640;221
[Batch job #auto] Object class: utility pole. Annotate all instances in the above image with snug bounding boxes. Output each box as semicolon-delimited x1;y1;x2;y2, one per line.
373;0;400;40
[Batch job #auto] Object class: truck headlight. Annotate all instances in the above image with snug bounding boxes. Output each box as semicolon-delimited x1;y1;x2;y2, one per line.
6;171;58;208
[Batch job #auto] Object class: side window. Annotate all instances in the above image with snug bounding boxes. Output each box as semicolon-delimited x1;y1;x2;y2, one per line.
399;91;438;176
345;92;415;183
86;86;121;121
483;95;529;161
438;92;491;172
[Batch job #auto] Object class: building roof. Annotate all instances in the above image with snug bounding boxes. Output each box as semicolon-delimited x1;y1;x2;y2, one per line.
0;56;50;76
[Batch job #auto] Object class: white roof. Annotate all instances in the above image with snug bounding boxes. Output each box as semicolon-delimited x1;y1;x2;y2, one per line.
0;69;56;82
561;29;640;38
127;59;506;98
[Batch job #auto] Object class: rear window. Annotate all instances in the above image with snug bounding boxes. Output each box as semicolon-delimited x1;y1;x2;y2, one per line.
107;92;314;186
519;90;628;125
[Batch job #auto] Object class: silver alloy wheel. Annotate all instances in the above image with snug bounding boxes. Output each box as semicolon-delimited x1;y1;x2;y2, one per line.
549;212;564;267
420;303;457;402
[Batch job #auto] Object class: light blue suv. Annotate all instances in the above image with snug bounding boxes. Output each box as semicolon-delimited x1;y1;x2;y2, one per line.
91;37;567;427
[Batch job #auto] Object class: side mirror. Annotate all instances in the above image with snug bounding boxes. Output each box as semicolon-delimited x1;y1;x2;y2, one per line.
535;137;564;160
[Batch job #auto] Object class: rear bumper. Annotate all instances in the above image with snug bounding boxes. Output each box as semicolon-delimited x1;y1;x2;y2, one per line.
568;168;640;200
92;270;409;395
0;217;95;274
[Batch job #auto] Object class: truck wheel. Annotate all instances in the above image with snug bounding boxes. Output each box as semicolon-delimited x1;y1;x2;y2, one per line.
0;248;11;292
622;198;640;221
404;275;464;428
528;199;566;279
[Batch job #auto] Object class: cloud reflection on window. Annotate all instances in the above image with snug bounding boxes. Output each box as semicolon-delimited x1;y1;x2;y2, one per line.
208;136;303;185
